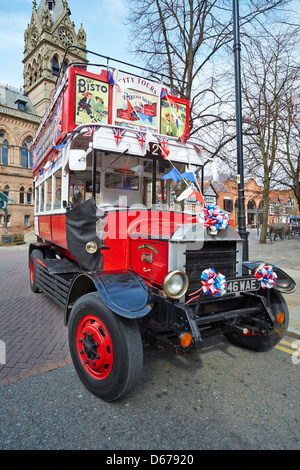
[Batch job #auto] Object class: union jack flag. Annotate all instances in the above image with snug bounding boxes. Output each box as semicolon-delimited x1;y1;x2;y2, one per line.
156;135;169;159
83;126;100;136
157;136;169;147
136;132;146;150
192;143;205;154
113;127;126;146
53;99;62;144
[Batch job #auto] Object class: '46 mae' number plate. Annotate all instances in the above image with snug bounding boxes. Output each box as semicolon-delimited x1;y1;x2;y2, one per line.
226;277;259;293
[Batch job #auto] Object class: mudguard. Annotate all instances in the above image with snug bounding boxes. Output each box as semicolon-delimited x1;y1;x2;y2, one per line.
243;261;296;293
65;269;154;325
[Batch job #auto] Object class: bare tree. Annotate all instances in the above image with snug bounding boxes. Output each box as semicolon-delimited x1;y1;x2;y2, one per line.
237;27;299;242
275;81;300;211
125;0;289;139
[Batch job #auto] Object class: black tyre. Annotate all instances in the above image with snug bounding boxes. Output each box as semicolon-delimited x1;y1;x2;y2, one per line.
225;289;289;352
29;249;44;293
68;292;143;402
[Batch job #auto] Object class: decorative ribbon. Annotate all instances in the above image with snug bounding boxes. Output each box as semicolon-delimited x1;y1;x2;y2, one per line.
254;264;277;289
201;268;227;296
199;205;229;235
185;268;227;304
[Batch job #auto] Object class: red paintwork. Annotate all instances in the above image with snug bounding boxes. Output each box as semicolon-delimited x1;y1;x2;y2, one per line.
102;210;197;284
130;238;168;285
38;209;197;285
36;258;47;269
76;313;114;379
38;215;52;240
51;214;67;247
38;214;67;247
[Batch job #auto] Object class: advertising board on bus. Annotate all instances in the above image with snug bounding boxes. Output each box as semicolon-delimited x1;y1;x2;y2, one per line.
32;66;190;175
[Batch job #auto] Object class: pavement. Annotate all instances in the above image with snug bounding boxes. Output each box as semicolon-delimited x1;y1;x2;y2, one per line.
0;229;299;387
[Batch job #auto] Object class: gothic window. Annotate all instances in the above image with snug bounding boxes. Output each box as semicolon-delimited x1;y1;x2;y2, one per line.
21;137;33;168
0;133;9;165
27;187;33;205
37;56;42;79
52;55;60;76
20;187;25;204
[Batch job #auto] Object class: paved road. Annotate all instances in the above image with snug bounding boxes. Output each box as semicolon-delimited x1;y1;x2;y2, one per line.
0;333;299;450
0;231;299;450
0;243;71;386
0;230;299;386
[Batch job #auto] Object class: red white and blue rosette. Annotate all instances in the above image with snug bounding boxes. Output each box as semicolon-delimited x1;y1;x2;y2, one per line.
253;264;277;289
201;268;227;296
199;205;229;235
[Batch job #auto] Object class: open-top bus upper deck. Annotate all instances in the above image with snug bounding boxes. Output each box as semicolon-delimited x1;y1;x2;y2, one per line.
32;51;207;216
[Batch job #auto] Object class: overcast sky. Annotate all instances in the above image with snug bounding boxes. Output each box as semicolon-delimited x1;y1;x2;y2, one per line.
0;0;133;89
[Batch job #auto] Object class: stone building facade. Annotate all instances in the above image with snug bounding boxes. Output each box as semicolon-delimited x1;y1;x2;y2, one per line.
0;0;87;238
213;178;298;228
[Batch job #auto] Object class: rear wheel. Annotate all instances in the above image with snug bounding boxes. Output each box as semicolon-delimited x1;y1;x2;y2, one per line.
29;249;44;293
225;289;289;352
68;292;143;402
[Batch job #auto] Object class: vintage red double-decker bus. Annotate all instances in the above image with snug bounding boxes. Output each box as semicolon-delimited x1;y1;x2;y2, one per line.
29;50;295;401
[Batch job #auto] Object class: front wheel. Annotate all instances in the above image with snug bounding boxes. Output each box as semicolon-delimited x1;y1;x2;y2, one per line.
68;292;143;402
224;289;289;352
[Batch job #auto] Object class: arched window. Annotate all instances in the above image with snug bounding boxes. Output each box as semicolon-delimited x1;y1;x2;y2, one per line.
4;185;9;197
0;132;9;165
247;199;256;211
21;137;33;168
52;55;60;76
247;199;257;226
27;187;33;204
20;187;25;204
37;56;42;78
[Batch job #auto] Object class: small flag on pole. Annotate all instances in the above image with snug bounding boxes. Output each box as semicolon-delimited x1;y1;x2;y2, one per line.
176;185;205;204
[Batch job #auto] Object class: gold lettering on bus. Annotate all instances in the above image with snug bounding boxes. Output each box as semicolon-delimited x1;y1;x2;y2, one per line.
138;244;158;255
39;222;50;234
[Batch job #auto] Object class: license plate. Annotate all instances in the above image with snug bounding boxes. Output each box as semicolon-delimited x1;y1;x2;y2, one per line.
226;277;259;293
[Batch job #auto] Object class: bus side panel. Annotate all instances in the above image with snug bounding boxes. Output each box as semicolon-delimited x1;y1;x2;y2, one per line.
38;215;52;240
51;214;67;248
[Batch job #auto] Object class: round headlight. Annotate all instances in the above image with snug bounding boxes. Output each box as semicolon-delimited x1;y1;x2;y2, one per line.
163;271;189;299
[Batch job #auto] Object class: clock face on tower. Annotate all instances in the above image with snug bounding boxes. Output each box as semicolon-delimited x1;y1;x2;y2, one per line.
58;28;74;46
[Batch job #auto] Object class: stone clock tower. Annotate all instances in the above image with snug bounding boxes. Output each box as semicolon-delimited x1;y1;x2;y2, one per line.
23;0;87;117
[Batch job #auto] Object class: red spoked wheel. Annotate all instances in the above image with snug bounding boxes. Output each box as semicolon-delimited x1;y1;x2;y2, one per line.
76;314;114;380
30;258;34;285
29;249;43;293
69;292;143;402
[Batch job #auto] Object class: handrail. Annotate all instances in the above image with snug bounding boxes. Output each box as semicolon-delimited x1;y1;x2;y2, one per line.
56;45;188;92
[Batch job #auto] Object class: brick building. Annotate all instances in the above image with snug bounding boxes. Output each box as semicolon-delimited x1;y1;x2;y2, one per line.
0;0;87;238
211;178;298;228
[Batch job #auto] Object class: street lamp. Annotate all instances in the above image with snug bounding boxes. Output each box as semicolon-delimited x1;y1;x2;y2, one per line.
233;0;249;261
